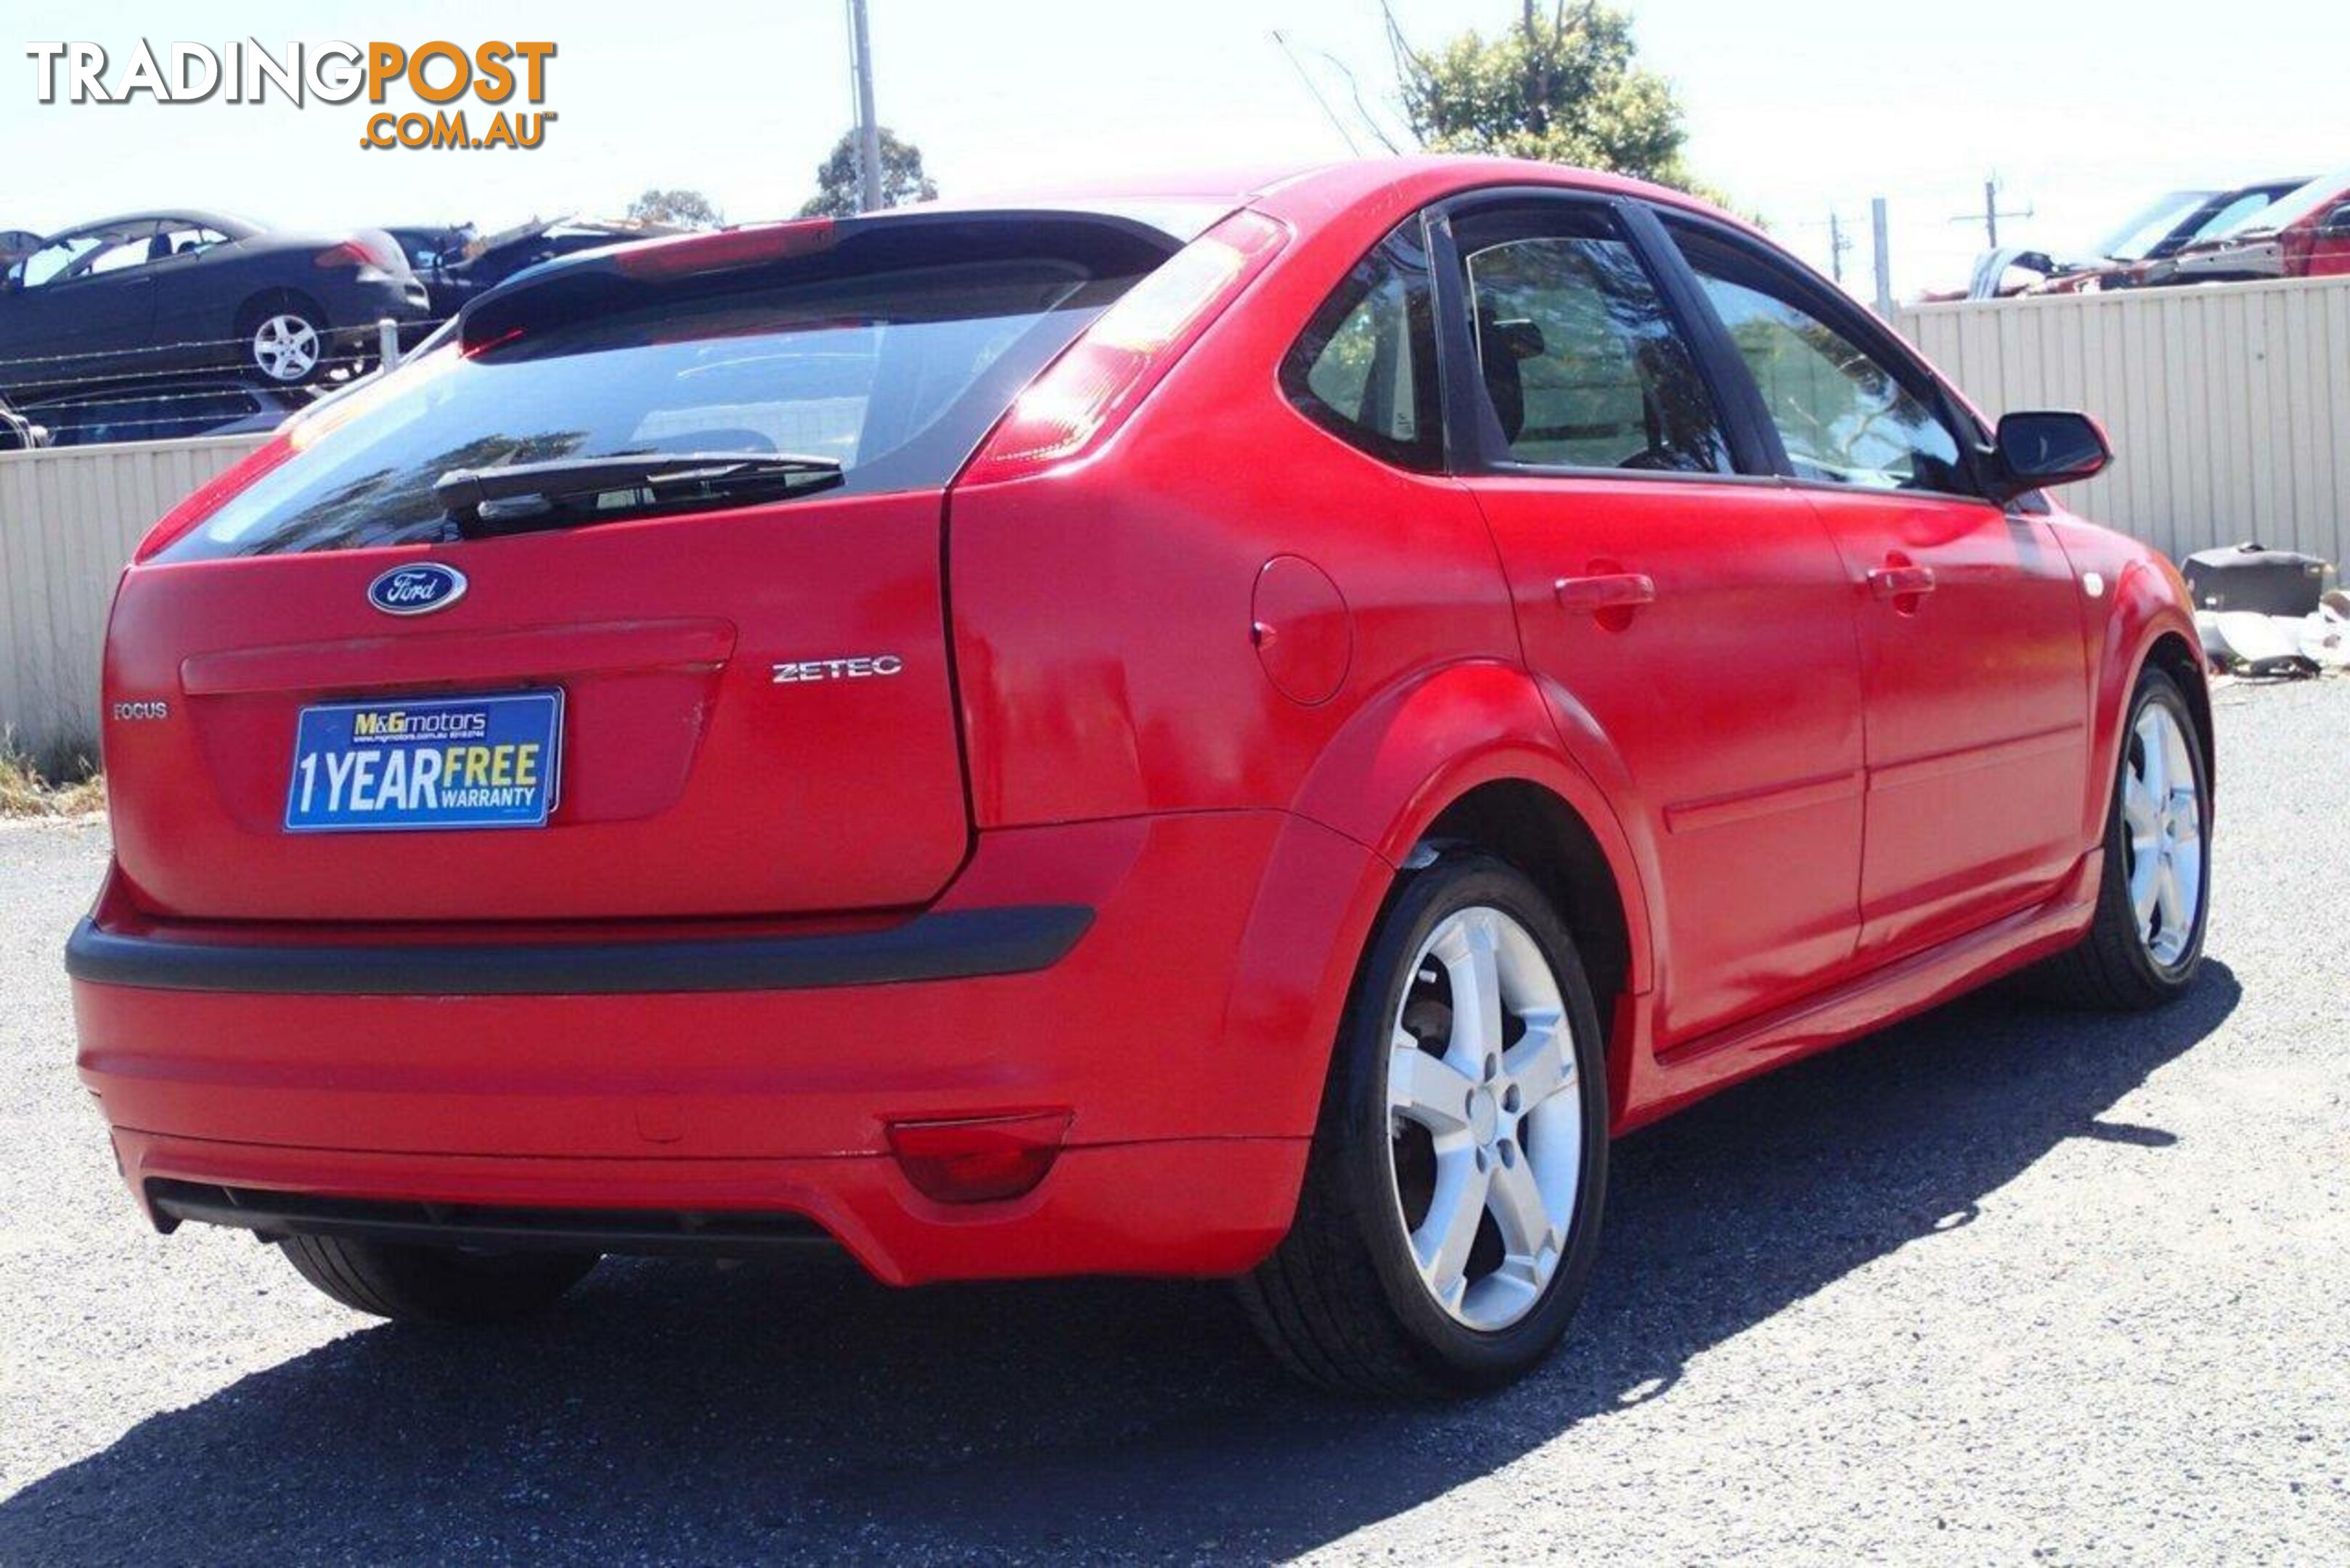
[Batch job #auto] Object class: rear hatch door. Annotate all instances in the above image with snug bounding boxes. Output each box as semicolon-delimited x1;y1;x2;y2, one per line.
105;213;1174;922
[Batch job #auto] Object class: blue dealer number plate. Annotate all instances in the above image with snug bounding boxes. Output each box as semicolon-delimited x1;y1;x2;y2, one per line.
285;691;563;833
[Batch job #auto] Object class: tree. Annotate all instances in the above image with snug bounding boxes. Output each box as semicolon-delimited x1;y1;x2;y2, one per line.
797;127;938;218
627;189;724;229
1386;1;1712;197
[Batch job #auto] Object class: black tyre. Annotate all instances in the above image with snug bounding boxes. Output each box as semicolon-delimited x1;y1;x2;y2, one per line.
2033;666;2211;1009
1239;853;1609;1397
280;1236;597;1325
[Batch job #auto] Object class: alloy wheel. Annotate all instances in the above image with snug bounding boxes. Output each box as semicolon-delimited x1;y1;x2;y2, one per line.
252;314;321;381
2122;701;2204;967
1384;905;1583;1331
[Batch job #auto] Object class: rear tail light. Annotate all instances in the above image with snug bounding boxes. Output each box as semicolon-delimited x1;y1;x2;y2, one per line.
958;209;1289;485
886;1110;1071;1204
317;234;405;271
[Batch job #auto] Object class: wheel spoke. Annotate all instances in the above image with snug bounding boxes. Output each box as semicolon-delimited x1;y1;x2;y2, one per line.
2168;840;2203;936
2161;720;2196;812
1412;1148;1489;1304
2121;773;2161;836
2153;857;2187;936
1466;1258;1545;1324
1389;1034;1475;1138
1485;1151;1555;1259
2134;713;2169;802
1503;1013;1573;1110
2129;844;2163;926
1437;915;1505;1071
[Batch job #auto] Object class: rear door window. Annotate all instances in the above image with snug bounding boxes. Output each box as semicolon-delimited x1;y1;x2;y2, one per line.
1451;204;1734;475
157;221;1166;561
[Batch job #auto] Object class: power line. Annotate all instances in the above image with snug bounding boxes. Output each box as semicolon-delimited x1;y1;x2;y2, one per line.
1269;31;1361;157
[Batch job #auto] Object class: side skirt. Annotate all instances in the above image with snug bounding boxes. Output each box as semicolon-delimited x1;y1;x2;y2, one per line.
1612;851;2102;1134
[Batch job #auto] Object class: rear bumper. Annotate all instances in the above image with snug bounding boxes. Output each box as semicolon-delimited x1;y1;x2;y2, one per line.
108;1129;1306;1286
73;811;1383;1282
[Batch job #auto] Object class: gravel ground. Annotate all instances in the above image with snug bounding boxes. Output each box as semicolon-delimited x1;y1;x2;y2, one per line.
1;679;2345;1564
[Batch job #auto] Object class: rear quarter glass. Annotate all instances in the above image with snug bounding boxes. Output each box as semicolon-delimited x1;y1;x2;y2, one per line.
152;224;1166;563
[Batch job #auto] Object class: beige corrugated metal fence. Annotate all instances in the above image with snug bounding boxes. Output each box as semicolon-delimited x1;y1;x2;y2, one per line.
0;434;269;760
1893;276;2350;568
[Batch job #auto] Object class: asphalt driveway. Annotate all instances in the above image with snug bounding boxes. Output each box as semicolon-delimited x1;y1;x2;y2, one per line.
2;679;2344;1563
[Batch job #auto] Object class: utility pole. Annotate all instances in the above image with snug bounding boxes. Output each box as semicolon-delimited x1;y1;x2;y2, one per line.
848;0;883;214
1871;196;1893;317
1952;174;2033;251
1827;210;1851;284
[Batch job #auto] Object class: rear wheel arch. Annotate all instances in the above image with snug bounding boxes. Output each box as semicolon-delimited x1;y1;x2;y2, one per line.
1232;663;1657;1151
1238;765;1649;1152
1414;780;1634;1074
233;286;329;336
1285;660;1656;1002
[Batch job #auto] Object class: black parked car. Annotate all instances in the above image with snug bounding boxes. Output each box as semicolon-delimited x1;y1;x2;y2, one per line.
14;376;311;447
384;222;480;316
0;212;431;396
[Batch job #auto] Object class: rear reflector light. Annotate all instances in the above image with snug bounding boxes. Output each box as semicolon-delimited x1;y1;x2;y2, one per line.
886;1110;1072;1204
612;219;838;279
958;209;1289;485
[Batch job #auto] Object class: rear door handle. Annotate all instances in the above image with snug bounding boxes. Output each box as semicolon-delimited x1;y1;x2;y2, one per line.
1867;565;1937;600
1554;572;1657;614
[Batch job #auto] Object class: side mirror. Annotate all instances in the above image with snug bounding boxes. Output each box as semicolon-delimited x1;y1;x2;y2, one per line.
1989;410;2110;502
2322;204;2350;238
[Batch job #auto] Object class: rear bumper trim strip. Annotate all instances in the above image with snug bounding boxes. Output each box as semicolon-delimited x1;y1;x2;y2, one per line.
64;905;1093;996
145;1180;836;1257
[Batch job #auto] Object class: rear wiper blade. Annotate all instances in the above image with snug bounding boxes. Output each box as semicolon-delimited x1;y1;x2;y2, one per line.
435;451;844;536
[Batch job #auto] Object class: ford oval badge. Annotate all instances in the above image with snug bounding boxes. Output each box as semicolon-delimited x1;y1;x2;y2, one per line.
367;563;468;617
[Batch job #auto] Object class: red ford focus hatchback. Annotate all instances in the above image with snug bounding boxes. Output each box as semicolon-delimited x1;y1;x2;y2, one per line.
69;158;2212;1395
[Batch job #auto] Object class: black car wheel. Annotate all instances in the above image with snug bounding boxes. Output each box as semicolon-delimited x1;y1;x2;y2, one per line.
280;1235;598;1324
1239;853;1610;1396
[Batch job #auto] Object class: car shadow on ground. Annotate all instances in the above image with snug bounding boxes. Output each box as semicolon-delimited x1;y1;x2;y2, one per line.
1;964;2240;1561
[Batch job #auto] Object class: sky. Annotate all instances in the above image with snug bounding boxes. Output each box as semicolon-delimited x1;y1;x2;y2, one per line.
9;0;2343;299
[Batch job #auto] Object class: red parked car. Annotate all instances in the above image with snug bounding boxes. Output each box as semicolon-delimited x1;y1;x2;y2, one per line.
69;159;2213;1395
2157;168;2350;285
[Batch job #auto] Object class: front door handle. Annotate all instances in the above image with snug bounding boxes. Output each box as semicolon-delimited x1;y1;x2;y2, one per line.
1867;565;1937;600
1554;572;1657;615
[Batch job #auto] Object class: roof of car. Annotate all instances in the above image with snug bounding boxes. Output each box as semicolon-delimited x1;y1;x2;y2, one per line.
472;158;1753;306
46;211;262;242
925;155;1725;215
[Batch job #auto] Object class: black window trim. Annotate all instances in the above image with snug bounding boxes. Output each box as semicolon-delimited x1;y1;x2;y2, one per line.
1423;185;1782;487
1274;210;1451;475
1286;181;2024;508
1648;204;2005;509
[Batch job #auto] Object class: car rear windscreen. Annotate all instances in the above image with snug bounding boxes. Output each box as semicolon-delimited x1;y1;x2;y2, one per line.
155;219;1167;561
